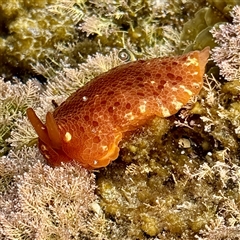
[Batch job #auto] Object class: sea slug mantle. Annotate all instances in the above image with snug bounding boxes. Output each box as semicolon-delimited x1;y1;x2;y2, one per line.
27;47;210;169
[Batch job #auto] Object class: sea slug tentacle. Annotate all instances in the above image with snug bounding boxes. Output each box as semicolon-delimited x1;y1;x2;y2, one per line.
45;112;61;149
27;108;51;146
27;47;210;169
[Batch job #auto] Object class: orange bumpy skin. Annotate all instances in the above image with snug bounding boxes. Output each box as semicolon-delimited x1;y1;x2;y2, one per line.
27;47;210;169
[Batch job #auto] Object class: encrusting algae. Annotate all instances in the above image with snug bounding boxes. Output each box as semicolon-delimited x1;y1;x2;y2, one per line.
1;1;240;240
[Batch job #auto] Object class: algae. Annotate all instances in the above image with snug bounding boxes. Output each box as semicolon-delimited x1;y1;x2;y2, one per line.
1;0;240;239
96;75;240;238
0;0;207;80
0;0;76;80
180;7;227;51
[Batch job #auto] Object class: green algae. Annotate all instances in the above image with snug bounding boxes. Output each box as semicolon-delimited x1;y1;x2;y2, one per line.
0;0;236;80
180;0;240;52
0;0;208;80
0;0;76;79
206;0;240;18
181;7;227;52
96;116;218;238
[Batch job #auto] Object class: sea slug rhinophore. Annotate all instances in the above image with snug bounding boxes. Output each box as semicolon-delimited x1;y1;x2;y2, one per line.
27;47;210;169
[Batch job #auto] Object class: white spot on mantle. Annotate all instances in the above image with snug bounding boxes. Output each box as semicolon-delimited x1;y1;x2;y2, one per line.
63;132;72;142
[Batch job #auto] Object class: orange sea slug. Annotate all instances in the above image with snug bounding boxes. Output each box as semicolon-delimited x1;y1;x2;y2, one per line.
27;47;210;169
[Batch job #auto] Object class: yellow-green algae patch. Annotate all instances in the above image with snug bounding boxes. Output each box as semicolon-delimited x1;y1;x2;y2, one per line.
180;7;227;52
206;0;240;17
0;0;76;79
0;0;210;80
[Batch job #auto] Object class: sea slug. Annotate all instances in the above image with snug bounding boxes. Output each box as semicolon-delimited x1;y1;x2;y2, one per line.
27;47;210;169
